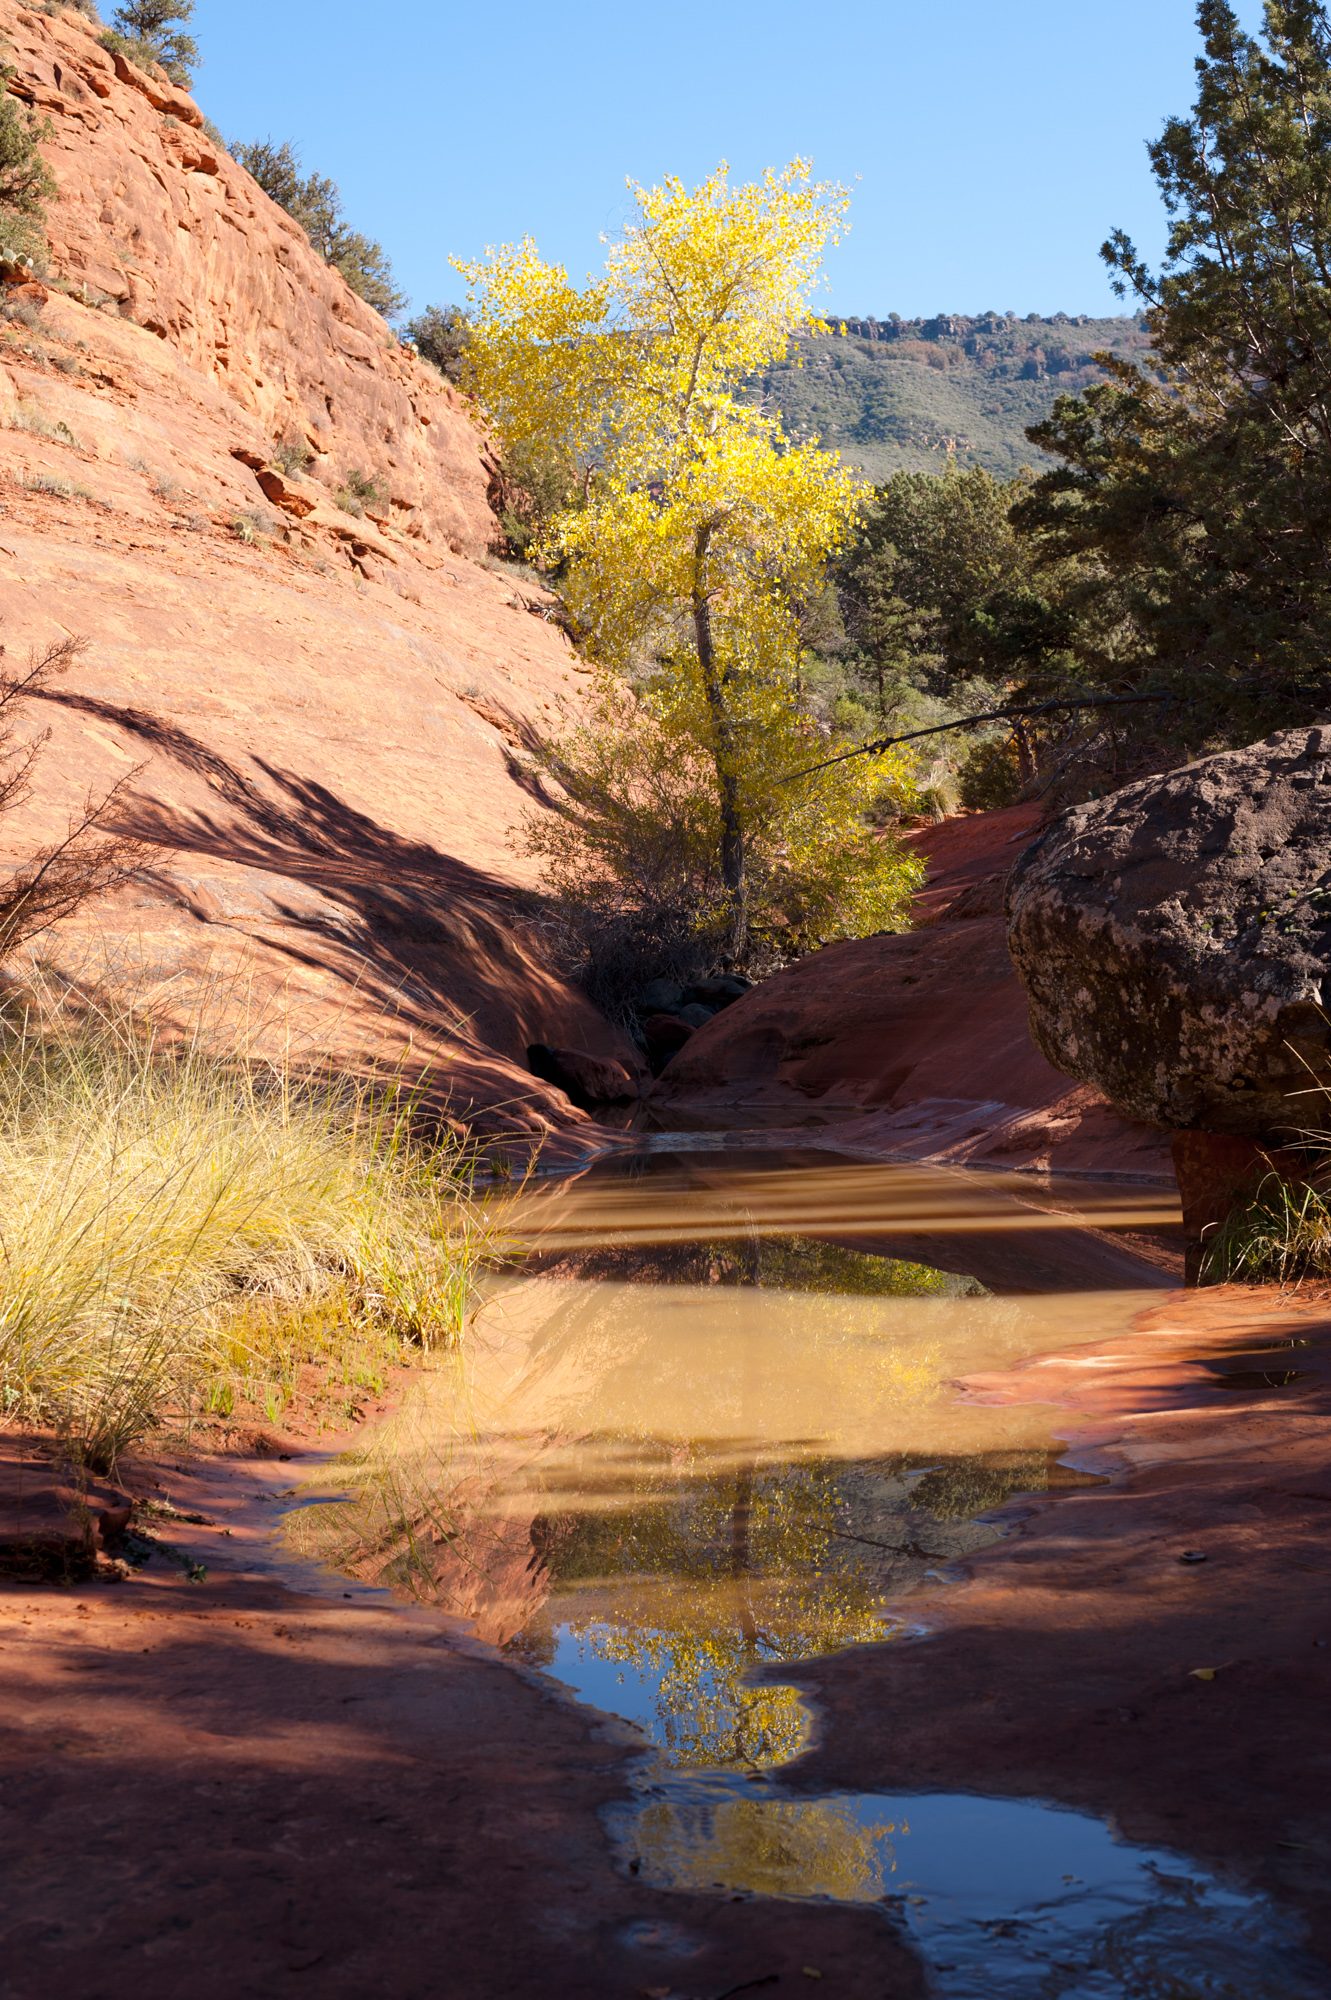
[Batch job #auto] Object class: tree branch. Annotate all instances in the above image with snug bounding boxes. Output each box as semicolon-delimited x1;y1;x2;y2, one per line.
775;689;1179;786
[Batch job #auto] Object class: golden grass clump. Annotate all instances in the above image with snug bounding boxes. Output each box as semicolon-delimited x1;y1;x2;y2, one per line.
1202;1165;1331;1286
0;997;487;1470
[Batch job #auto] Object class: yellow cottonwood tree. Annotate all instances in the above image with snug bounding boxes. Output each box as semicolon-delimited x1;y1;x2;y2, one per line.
456;162;920;958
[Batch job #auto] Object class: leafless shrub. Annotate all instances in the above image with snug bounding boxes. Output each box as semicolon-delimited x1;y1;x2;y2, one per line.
0;636;152;957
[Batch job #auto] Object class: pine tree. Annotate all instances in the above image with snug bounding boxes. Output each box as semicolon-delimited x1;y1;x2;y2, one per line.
232;139;405;319
0;79;56;267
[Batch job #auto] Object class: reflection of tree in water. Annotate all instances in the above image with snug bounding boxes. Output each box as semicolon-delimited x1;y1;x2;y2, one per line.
525;1456;892;1769
746;1234;984;1301
570;1232;985;1302
628;1792;904;1905
911;1447;1054;1520
514;1235;971;1772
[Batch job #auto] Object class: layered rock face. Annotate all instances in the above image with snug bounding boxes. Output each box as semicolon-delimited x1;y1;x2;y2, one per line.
0;3;628;1141
3;2;495;553
1007;726;1331;1139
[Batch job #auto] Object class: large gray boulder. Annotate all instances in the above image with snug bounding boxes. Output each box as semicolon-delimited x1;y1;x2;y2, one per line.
1006;724;1331;1138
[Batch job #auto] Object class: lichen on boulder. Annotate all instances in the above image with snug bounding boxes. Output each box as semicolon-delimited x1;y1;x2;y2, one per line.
1006;725;1331;1139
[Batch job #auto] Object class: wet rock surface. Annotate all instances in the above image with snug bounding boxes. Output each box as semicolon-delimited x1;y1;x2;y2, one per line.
0;1440;926;2000
1007;725;1331;1138
797;1281;1331;1980
4;1167;1327;1993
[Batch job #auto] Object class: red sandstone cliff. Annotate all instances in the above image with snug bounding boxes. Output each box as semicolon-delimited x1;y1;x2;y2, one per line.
0;2;626;1139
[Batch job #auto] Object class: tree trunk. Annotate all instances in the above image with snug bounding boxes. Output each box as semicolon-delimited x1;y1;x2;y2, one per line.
730;1460;758;1650
692;522;747;951
1012;719;1037;788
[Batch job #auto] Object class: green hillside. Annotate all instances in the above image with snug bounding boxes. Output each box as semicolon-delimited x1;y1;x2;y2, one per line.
759;312;1153;483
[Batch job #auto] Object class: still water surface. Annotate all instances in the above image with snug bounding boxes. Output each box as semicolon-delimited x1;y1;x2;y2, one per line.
289;1149;1317;1997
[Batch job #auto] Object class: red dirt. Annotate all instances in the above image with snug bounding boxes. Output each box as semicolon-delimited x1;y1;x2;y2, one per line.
655;806;1174;1181
0;1432;926;2000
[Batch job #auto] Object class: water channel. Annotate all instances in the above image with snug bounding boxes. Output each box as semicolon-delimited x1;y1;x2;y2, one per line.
287;1146;1322;1998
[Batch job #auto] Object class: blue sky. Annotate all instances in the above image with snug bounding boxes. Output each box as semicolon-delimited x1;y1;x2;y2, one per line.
189;0;1267;320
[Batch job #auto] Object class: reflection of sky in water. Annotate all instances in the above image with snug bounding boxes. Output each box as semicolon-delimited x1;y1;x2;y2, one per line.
527;1617;822;1769
608;1781;1320;2000
293;1156;1311;1998
525;1605;1319;1997
519;1493;1318;1997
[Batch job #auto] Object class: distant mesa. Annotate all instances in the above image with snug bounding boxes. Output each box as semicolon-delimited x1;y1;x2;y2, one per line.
766;310;1154;482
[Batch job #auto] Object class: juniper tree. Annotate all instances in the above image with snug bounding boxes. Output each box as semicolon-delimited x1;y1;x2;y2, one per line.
1020;0;1331;742
0;78;56;266
404;304;470;382
233;138;405;318
111;1;199;86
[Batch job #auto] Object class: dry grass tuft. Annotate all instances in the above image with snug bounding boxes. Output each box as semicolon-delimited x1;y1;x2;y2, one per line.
1202;1164;1331;1286
0;995;489;1469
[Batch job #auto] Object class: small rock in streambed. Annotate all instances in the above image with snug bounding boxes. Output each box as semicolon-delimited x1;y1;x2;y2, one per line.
640;1013;696;1073
684;974;751;1007
638;978;685;1014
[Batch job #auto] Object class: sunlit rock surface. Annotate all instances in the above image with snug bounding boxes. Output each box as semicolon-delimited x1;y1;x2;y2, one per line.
0;0;633;1139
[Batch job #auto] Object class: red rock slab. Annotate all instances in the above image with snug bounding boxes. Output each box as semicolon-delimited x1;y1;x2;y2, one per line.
654;910;1173;1181
0;1;495;557
0;2;645;1141
906;801;1044;923
654;803;1172;1180
0;1445;137;1578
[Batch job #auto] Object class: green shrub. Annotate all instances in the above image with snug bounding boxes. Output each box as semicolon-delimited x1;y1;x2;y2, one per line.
335;467;385;516
98;28;161;73
108;1;196;86
232;137;405;318
327;229;404;319
0;78;57;269
1200;1162;1331;1286
228;510;278;543
8;402;81;448
956;731;1023;811
404;303;470;382
22;472;74;498
273;434;312;476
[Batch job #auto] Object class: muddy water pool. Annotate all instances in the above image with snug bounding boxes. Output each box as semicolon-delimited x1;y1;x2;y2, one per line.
288;1148;1320;1997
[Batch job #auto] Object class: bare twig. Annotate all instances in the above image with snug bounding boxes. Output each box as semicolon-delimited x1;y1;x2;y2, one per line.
0;635;154;959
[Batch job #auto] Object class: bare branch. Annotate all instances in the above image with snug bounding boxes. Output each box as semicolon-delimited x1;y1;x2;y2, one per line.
775;689;1179;786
